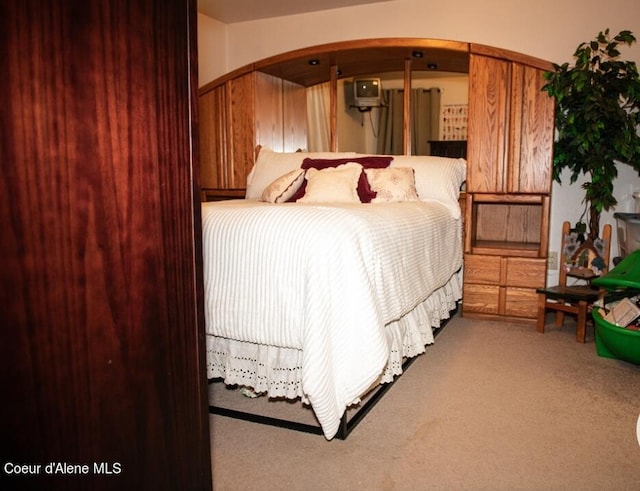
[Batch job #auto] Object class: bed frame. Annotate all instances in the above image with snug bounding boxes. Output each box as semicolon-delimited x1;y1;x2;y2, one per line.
208;304;458;440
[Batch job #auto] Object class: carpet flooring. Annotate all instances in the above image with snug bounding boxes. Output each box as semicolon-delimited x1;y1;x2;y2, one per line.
209;313;640;491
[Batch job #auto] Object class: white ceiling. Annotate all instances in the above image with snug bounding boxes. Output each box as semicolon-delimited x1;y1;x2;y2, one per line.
197;0;392;24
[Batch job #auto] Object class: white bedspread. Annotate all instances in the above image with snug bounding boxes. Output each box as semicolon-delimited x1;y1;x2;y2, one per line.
202;199;462;439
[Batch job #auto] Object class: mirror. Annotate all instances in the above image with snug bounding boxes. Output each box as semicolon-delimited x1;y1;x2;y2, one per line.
307;71;468;156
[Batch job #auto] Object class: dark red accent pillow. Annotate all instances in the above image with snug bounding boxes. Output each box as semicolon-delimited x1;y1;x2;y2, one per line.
301;156;393;170
357;171;377;203
300;156;392;202
286;179;307;202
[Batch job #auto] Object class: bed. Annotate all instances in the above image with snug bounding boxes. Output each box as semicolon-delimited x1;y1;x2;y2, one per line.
203;148;466;440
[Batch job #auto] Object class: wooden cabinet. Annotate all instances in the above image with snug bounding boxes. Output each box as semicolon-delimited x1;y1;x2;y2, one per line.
199;71;306;197
463;50;555;323
463;254;547;319
467;54;554;194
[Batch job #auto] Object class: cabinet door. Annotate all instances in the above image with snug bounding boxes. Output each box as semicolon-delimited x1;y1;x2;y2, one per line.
506;64;554;194
467;55;554;195
467;54;509;193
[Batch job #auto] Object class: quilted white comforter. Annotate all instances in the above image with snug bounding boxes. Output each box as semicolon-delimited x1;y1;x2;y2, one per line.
201;199;462;439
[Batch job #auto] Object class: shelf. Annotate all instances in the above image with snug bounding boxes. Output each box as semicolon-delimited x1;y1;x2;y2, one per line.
465;194;550;258
470;241;541;257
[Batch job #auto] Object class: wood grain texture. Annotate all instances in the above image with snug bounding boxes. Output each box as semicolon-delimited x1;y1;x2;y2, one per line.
199;85;228;188
0;1;211;489
229;73;256;188
255;72;284;152
282;79;308;152
511;66;554;193
467;55;509;193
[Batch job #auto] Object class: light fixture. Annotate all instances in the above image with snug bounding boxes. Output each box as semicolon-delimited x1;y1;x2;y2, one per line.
427;63;438;70
308;59;320;65
412;51;424;58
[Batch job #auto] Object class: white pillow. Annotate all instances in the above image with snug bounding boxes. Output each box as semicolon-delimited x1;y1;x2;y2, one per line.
297;163;362;203
364;167;420;203
261;168;306;203
387;155;466;216
245;148;357;200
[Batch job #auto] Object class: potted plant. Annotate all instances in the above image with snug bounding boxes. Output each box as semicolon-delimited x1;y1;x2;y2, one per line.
543;29;640;241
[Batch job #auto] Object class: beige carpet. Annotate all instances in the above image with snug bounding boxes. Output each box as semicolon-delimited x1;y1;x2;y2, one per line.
209;313;640;490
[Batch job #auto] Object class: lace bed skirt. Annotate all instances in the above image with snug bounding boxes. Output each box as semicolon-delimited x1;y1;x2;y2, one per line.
206;272;462;401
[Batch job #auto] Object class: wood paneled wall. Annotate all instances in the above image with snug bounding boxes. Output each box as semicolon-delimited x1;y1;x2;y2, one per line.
0;1;212;489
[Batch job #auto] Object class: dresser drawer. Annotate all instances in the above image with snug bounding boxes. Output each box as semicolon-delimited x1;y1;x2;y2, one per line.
462;284;500;314
504;287;539;318
504;257;546;289
464;254;501;285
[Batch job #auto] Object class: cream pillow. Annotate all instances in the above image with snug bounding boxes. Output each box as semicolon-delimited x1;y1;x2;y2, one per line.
245;148;357;200
388;155;466;216
297;163;362;203
261;168;306;203
365;167;420;203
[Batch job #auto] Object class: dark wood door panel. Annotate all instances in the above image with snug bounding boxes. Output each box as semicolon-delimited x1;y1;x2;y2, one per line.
0;1;211;489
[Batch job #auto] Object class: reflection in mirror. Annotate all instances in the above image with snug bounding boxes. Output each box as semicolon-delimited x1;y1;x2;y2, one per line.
307;71;468;155
306;82;331;152
416;71;469;158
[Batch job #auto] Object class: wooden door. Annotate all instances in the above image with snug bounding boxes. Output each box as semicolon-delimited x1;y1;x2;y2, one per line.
467;54;510;193
0;1;212;489
468;55;554;194
507;64;555;194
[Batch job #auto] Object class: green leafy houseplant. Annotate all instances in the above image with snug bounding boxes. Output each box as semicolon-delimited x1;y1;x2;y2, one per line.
543;29;640;240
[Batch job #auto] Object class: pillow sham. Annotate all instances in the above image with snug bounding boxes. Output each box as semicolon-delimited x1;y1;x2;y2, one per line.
387;155;466;216
296;163;362;203
364;167;420;203
301;155;392;202
245;148;357;200
301;155;393;170
261;168;306;203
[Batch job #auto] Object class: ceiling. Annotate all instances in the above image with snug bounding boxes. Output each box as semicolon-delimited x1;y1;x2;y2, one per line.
197;0;392;24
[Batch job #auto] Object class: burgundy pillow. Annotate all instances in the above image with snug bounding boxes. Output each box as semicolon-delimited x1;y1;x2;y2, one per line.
300;156;392;202
301;156;393;170
357;171;377;203
286;179;307;202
